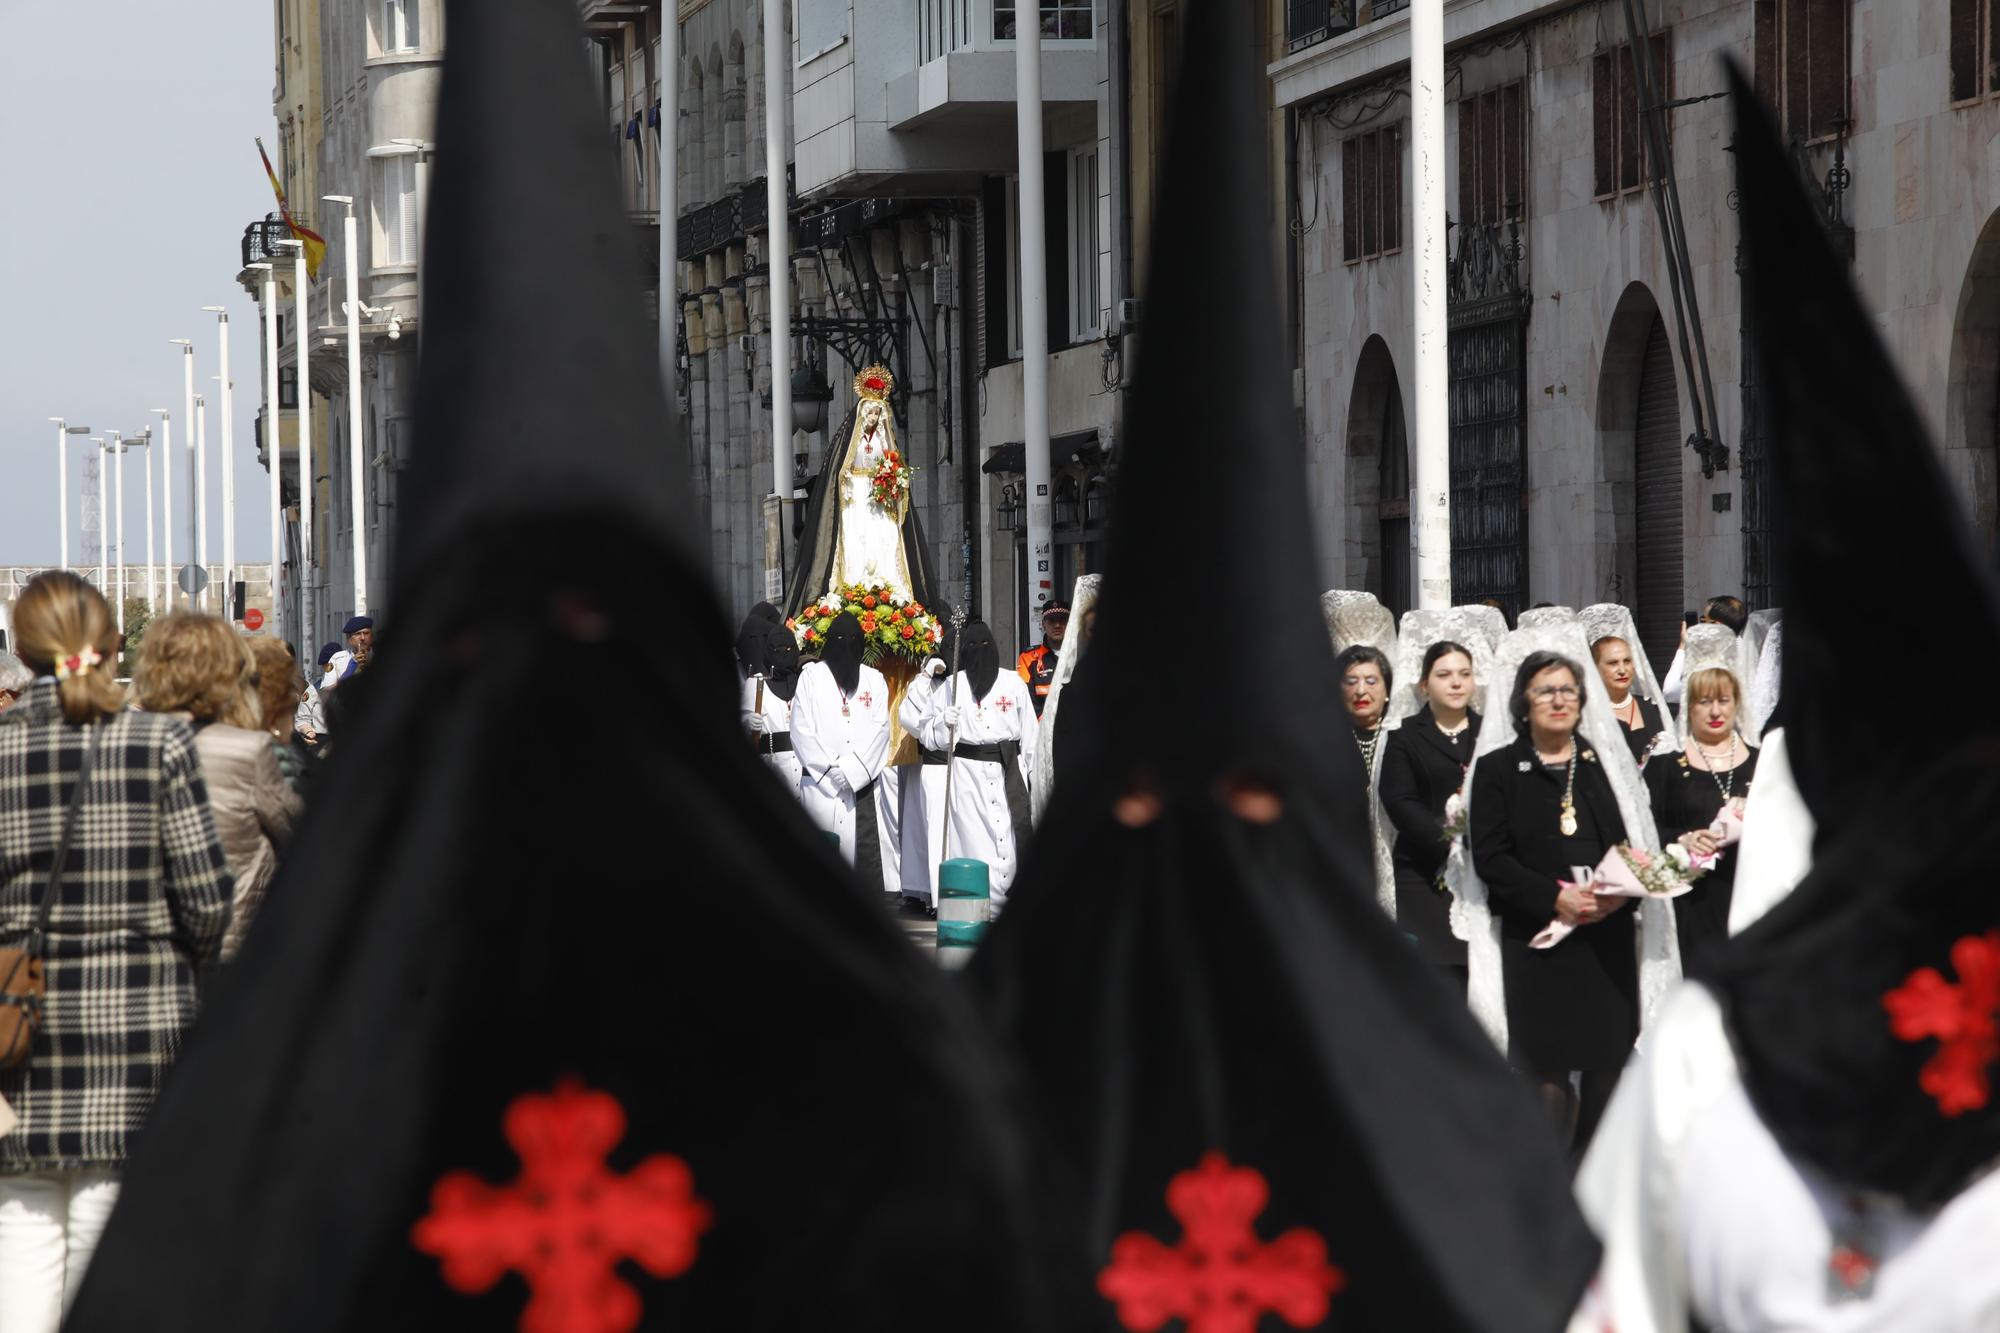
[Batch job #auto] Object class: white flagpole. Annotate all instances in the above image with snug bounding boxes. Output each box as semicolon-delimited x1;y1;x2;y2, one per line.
1410;0;1452;610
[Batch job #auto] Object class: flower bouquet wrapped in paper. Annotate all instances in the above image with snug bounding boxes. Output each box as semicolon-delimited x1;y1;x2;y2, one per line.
1531;842;1718;950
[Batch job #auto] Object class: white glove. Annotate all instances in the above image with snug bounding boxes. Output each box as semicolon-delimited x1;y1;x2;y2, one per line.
942;706;962;730
826;765;853;795
924;658;948;678
745;713;769;734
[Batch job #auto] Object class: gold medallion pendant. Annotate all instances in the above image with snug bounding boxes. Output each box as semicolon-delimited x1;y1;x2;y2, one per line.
1560;805;1579;838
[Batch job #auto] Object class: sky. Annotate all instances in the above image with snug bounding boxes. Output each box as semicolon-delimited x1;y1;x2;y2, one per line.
1;1;278;569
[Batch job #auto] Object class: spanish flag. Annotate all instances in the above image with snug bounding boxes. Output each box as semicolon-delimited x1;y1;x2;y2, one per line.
257;137;328;279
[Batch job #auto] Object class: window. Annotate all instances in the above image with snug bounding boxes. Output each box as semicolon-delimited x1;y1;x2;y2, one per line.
1069;146;1102;341
1948;0;2000;103
1754;0;1849;136
1593;31;1670;199
279;367;298;411
1457;81;1526;227
382;0;419;53
1341;124;1402;263
994;0;1093;41
374;154;420;267
797;0;849;60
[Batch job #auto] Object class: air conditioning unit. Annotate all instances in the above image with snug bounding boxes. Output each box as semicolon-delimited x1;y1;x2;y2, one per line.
1116;298;1141;330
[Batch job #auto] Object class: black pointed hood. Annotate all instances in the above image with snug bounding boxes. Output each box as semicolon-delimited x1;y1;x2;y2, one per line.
821;613;864;695
763;625;801;703
1712;60;2000;1210
962;621;1001;702
64;4;1041;1329
969;4;1597;1328
736;601;783;676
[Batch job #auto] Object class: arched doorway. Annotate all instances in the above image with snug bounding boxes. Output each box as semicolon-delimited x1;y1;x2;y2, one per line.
1345;336;1411;617
1947;208;2000;544
1599;283;1682;670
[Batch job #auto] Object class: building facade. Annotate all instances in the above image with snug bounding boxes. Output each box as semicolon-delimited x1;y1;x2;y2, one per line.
243;0;439;650
1274;0;2000;666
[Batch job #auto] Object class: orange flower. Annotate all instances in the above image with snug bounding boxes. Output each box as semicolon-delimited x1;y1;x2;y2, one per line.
863;595;878;610
900;625;915;639
861;616;878;634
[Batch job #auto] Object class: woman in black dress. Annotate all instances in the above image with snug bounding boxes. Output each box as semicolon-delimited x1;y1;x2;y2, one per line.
1470;650;1636;1154
1379;641;1481;983
1645;664;1757;977
1590;633;1666;765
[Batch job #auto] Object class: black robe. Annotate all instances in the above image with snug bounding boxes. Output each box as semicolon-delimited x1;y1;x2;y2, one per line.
1470;733;1636;1071
1378;706;1482;967
1646;745;1758;978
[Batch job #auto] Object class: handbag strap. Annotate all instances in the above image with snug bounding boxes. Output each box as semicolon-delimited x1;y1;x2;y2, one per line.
28;719;104;953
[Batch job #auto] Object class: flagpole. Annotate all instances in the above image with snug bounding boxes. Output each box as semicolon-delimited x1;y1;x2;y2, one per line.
764;0;792;605
1410;0;1452;610
253;260;284;637
154;408;175;611
111;430;125;636
195;395;209;612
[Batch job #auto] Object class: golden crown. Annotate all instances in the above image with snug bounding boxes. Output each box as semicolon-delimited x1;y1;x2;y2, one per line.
853;366;894;402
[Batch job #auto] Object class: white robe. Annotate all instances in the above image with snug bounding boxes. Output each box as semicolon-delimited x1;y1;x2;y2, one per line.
738;675;803;789
897;672;951;906
913;671;1037;907
1571;983;2000;1333
790;660;893;883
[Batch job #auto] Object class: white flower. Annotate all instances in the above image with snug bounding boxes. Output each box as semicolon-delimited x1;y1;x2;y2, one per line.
1443;791;1465;821
1664;843;1692;870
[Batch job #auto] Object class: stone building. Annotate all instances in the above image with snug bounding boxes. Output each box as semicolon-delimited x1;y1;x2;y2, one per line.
1273;0;2000;666
242;0;439;649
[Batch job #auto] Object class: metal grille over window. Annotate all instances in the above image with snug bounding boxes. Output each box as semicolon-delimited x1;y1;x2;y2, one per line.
1592;32;1670;199
1457;82;1526;228
1342;124;1402;263
1754;0;1851;138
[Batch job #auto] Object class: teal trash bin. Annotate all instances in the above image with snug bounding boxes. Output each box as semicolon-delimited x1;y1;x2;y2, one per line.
935;858;990;969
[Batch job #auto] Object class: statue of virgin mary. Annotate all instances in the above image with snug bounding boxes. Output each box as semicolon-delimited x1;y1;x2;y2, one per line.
784;366;943;619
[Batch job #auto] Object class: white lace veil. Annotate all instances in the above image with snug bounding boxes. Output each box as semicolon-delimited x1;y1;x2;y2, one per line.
1455;604;1509;654
1031;573;1101;823
1447;621;1680;1053
1748;619;1784;736
1365;609;1502;916
1675;623;1761;743
1577;603;1680;751
1517;606;1576;630
1323;590;1400;914
1742;608;1780;678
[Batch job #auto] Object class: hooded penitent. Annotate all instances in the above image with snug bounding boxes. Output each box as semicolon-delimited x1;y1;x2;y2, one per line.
1708;62;2000;1212
962;621;1001;703
763;624;801;704
820;612;865;696
968;2;1597;1328
64;4;1038;1330
735;600;783;676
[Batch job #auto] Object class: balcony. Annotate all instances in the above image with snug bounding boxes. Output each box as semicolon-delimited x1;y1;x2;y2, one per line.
241;213;291;269
1271;0;1573;110
893;0;1098;131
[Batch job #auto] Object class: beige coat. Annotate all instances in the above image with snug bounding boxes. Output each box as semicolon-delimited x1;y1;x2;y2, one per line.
190;722;302;959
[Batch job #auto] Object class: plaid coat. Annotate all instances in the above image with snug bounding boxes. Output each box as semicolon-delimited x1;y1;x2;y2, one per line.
0;682;231;1170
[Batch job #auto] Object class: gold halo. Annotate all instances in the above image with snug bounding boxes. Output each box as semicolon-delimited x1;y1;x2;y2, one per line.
853;366;894;402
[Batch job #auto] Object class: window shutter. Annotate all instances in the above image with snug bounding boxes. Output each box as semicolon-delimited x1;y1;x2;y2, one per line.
1953;0;1980;102
399;157;420;266
1359;131;1378;257
1342;136;1360;263
1383;125;1402;251
1618;44;1642;192
1501;81;1524;219
1457;99;1478;225
1592;51;1615;198
1754;0;1778;104
1782;0;1810;132
1806;0;1847;138
1988;0;2000;94
1480;90;1500;223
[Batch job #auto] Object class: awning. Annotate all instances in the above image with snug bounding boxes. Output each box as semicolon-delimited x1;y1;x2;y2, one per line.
981;430;1103;476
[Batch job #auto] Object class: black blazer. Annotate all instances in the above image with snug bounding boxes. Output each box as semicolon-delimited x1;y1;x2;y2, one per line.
1469;731;1628;926
1379;707;1482;882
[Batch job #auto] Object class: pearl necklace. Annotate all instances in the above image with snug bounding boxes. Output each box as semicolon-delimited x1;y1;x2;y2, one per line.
1692;734;1741;803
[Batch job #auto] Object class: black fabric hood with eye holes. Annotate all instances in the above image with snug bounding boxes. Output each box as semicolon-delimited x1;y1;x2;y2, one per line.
966;2;1599;1329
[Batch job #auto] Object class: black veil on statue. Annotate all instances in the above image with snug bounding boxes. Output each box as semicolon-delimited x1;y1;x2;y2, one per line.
64;2;1039;1329
781;395;945;623
968;2;1596;1329
1710;62;2000;1212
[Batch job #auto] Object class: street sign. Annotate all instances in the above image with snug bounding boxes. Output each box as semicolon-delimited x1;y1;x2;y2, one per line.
243;608;265;631
177;564;208;596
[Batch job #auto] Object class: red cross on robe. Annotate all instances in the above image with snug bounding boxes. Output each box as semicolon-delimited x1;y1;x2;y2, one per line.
1097;1152;1344;1333
413;1080;712;1333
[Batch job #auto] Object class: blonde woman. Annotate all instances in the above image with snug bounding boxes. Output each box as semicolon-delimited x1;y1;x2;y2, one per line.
244;637;312;796
0;574;230;1330
136;615;302;961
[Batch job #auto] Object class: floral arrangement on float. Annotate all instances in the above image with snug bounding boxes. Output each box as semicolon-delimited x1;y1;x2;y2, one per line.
870;449;913;514
789;583;944;667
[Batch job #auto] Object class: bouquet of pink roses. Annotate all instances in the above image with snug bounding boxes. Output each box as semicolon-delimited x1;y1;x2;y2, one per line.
1530;841;1718;950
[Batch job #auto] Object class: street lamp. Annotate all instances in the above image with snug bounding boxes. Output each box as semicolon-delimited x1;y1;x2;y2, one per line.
203;306;236;621
324;193;368;616
169;339;196;604
88;439;107;596
126;429;155;613
153;409;175;610
274;236;313;646
250;260;283;636
193;395;208;610
107;430;125;635
48;418;90;571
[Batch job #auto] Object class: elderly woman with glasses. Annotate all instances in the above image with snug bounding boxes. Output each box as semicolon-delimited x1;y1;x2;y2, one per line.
1470;649;1637;1155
